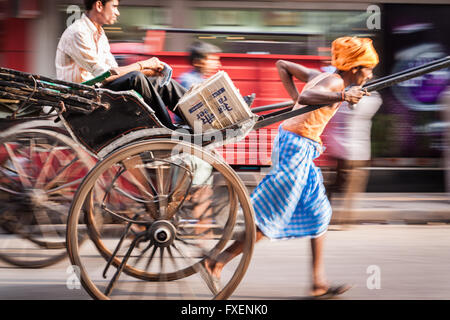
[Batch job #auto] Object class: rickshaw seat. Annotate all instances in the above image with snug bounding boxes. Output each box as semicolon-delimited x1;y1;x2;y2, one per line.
61;71;165;155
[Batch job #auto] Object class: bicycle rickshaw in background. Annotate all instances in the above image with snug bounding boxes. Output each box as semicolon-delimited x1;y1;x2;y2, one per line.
0;56;448;299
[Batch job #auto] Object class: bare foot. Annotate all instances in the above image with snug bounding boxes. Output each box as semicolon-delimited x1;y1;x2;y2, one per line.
310;282;330;297
310;283;352;298
200;258;224;295
203;258;223;278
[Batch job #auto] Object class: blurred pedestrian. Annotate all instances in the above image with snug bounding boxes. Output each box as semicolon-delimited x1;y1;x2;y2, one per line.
202;36;379;298
178;41;222;90
324;91;382;228
55;0;186;129
440;87;450;201
174;41;222;124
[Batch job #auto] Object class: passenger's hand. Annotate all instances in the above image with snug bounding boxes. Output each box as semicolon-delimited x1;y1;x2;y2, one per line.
141;69;162;77
110;68;120;76
141;57;165;72
344;86;370;105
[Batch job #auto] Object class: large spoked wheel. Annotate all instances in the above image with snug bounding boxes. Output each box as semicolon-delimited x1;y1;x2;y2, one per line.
66;139;255;300
0;128;94;268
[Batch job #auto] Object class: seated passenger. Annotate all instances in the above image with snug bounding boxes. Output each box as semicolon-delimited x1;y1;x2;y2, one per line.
55;0;186;129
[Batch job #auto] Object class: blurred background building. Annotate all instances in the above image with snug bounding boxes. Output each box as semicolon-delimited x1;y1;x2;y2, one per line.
1;0;449;192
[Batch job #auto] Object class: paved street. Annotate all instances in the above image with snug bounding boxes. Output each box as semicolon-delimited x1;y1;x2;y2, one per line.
1;224;450;300
329;192;450;223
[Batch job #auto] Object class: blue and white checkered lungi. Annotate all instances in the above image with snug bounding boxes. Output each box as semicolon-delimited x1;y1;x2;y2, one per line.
251;126;332;239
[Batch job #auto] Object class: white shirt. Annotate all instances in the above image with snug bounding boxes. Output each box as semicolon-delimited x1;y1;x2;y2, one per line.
324;92;382;161
55;13;118;83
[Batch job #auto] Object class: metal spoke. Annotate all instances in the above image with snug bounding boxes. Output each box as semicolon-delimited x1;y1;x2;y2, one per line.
104;234;142;297
119;169;159;220
102;222;133;278
112;185;154;203
48;194;73;202
34;142;58;188
101;166;126;204
33;207;62;243
16;146;32;159
132;241;151;266
156;164;170;195
45;178;83;195
166;170;193;220
155;163;171;200
43;156;79;191
166;246;196;299
0;184;21;195
167;166;189;199
157;196;168;220
172;242;217;296
121;157;157;198
153;162;178;220
167;164;176;194
0;204;21;228
100;204;148;225
0;162;22;177
179;224;217;239
3;143;31;188
140;164;159;196
99;166;152;223
0;160;33;191
28;137;36;177
175;236;213;258
157;247;167;299
37;199;71;217
143;244;158;273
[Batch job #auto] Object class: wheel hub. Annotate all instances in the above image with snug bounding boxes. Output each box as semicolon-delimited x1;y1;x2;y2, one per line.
147;220;176;247
28;189;48;207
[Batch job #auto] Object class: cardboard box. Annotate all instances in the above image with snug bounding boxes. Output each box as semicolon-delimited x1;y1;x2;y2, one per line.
175;71;253;132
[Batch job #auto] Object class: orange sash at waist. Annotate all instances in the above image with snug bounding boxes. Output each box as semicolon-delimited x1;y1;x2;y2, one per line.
281;73;342;144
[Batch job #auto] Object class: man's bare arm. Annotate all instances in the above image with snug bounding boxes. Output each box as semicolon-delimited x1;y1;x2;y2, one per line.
276;60;321;102
103;62;143;83
103;57;165;83
299;75;369;106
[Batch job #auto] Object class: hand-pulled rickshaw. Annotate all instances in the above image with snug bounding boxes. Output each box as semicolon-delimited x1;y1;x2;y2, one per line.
0;56;448;299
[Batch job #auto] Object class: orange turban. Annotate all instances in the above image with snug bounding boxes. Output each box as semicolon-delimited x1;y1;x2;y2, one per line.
331;37;379;71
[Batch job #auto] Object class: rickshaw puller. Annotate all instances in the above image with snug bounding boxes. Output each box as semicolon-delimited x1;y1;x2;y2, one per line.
202;36;379;298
